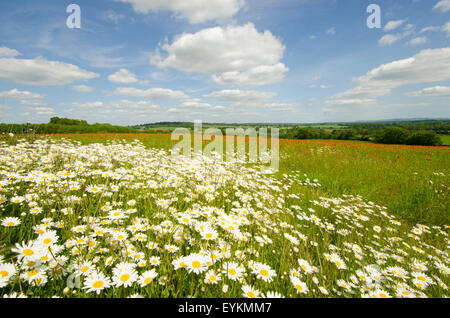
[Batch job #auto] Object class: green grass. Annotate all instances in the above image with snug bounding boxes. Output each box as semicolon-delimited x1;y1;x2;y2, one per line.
40;133;449;226
440;135;450;146
0;133;448;299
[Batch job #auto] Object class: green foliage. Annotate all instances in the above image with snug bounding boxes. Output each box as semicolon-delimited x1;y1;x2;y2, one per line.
0;118;139;134
406;131;443;146
374;127;410;145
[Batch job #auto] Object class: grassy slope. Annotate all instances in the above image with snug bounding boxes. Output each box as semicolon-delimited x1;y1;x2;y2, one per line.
13;133;449;226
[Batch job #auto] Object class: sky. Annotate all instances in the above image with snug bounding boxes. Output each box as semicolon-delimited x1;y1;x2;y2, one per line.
0;0;449;125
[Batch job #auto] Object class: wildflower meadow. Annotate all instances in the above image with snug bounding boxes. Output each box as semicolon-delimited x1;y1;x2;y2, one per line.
0;134;448;298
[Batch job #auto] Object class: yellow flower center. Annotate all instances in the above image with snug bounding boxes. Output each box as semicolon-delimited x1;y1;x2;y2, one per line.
228;268;236;276
43;238;52;244
23;249;34;256
210;275;216;282
6;222;15;226
93;281;104;289
120;274;130;282
260;269;269;277
144;277;152;285
192;261;201;269
295;284;303;291
247;291;256;298
28;270;39;277
81;266;89;273
0;270;8;277
205;233;213;239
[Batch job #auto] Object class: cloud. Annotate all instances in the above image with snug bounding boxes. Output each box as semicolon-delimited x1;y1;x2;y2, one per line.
0;47;21;58
325;48;450;108
205;89;277;103
0;56;99;86
151;23;288;86
443;21;450;37
111;87;188;100
66;99;161;111
408;36;427;45
326;27;336;35
20;100;46;106
103;10;125;24
71;85;94;93
378;33;404;46
434;0;450;12
0;88;45;100
116;0;244;24
419;26;441;33
384;20;406;32
108;68;139;84
33;107;55;115
409;86;450;97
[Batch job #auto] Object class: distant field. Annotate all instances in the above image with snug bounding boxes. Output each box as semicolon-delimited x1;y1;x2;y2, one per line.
441;135;450;146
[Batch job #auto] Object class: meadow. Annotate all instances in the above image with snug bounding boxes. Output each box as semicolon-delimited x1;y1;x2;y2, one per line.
0;133;448;298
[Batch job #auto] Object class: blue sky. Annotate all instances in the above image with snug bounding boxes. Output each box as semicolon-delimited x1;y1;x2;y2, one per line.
0;0;449;125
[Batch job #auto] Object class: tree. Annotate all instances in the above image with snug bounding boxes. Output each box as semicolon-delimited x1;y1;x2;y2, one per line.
375;127;410;145
406;131;442;146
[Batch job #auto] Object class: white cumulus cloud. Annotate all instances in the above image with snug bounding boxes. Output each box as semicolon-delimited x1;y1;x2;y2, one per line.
151;23;288;86
111;87;188;100
409;86;450;97
0;88;45;100
116;0;244;24
384;20;406;32
108;68;139;84
0;55;99;86
434;0;450;12
0;47;21;58
325;48;450;108
71;85;94;93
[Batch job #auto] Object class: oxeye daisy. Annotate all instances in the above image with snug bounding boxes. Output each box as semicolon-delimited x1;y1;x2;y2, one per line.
252;262;276;282
149;256;161;267
37;230;59;247
164;244;179;253
185;253;209;274
223;262;245;281
112;231;128;242
298;259;314;274
83;270;111;295
242;285;260;298
0;263;16;281
20;267;47;284
204;269;221;285
290;276;309;294
29;207;42;215
412;272;434;285
138;269;158;287
86;185;102;194
318;286;329;295
172;256;187;270
1;217;21;227
11;241;42;261
200;228;218;241
75;260;95;277
112;262;138;288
